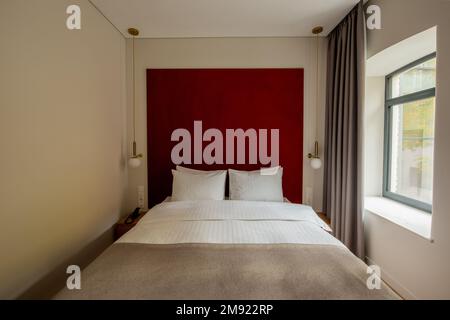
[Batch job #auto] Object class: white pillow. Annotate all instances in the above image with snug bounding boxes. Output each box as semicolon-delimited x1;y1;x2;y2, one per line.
171;169;226;201
228;167;283;202
176;165;226;175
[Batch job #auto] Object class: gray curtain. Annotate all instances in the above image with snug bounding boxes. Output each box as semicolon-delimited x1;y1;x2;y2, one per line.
323;1;365;259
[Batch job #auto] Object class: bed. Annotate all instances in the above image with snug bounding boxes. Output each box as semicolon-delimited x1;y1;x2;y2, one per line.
56;199;399;299
56;69;398;299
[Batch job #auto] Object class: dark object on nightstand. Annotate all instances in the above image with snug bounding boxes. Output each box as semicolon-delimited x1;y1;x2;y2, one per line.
114;208;145;240
317;212;331;230
125;207;141;224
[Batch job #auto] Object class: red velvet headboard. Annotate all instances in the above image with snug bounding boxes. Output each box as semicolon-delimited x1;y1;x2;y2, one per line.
147;69;303;207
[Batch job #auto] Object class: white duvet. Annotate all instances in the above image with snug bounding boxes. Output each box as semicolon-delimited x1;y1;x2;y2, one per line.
118;200;343;247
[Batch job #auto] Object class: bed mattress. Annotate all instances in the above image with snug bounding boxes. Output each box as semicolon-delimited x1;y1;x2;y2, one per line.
55;200;399;300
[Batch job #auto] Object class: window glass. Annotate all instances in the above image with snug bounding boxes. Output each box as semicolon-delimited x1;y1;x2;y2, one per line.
389;97;435;204
390;58;436;98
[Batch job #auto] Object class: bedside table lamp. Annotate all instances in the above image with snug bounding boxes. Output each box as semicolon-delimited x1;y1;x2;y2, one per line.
128;27;143;168
308;26;323;171
308;141;322;170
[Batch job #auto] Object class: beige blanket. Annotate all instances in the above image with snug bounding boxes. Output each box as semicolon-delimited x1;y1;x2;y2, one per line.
55;243;399;299
55;243;399;300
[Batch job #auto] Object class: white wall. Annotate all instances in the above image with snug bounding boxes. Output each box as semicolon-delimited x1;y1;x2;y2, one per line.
364;77;385;196
125;37;327;213
364;0;450;299
0;0;127;298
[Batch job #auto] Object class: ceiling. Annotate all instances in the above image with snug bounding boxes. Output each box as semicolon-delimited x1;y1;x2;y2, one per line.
90;0;360;38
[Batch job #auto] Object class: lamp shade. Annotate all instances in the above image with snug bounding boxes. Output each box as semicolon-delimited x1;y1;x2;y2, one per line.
128;157;141;168
310;158;322;170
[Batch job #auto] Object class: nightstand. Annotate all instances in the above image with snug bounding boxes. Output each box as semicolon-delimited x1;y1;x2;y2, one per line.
114;212;146;240
317;212;331;230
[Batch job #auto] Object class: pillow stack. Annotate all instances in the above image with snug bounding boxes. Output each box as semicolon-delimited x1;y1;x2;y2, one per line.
171;166;227;201
228;167;283;202
171;166;283;202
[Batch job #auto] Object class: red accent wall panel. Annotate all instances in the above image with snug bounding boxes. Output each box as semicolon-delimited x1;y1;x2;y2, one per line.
147;69;304;207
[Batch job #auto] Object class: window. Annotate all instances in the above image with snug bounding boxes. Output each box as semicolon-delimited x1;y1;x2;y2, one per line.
384;53;436;212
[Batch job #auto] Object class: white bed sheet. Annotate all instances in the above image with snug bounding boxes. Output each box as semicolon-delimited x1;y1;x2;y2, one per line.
118;200;343;247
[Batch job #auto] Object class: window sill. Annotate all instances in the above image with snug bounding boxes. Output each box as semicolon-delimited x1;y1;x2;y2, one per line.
364;196;432;241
